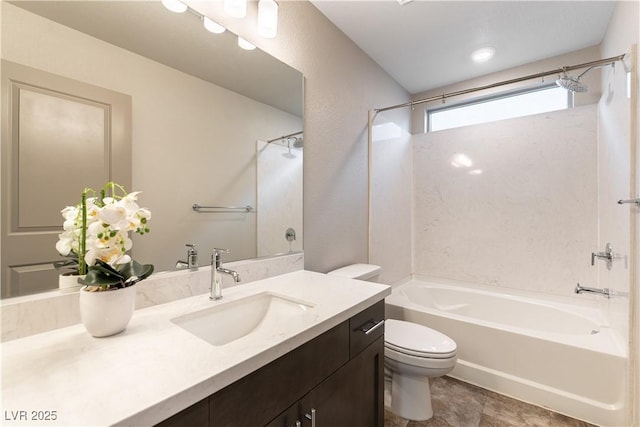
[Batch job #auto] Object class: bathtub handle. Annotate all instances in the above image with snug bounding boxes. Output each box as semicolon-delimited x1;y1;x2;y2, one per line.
591;243;617;270
359;319;385;335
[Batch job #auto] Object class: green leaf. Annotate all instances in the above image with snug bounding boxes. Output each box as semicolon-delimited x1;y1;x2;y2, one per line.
92;260;125;279
78;259;154;290
54;252;80;271
79;270;122;288
117;260;154;281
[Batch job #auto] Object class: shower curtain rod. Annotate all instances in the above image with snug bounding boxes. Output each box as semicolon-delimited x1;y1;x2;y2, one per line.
374;54;626;113
266;130;303;143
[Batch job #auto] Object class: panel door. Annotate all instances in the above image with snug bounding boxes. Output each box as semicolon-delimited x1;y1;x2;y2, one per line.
1;60;131;297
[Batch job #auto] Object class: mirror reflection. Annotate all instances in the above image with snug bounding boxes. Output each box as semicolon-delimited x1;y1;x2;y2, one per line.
1;1;304;298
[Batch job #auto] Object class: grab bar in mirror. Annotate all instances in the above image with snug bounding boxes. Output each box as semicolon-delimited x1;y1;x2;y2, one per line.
192;204;254;213
617;197;640;206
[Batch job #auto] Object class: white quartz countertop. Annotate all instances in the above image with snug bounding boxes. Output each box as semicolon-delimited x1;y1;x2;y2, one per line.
1;270;390;426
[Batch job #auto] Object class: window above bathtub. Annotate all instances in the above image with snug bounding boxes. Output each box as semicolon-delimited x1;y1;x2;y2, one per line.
426;84;571;132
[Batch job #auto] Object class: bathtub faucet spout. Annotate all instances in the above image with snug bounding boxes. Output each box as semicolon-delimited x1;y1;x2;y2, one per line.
575;283;610;298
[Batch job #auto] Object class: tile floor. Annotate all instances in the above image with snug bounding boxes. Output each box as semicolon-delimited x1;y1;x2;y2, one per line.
384;376;596;427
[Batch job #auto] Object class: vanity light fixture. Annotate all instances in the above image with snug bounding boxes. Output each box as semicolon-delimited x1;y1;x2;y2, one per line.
203;16;226;34
471;47;495;63
238;37;256;50
161;0;188;13
258;0;278;38
225;0;247;18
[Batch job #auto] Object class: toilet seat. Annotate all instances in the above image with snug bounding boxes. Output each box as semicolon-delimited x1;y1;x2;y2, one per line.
385;319;456;359
385;346;457;370
385;342;457;359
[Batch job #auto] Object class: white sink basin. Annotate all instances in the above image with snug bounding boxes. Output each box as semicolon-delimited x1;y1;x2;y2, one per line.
171;292;314;346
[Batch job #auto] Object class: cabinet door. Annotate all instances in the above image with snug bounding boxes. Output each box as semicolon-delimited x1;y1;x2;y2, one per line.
210;322;349;427
300;337;384;427
265;403;302;427
155;398;209;427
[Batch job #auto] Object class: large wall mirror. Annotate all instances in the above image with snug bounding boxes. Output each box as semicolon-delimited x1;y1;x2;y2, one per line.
1;1;304;298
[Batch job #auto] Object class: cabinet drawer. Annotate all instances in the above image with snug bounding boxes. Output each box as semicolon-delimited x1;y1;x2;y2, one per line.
349;300;385;357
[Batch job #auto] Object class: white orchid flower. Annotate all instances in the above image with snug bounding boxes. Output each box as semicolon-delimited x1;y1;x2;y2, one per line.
115;254;132;265
137;208;151;220
57;183;150;275
98;203;128;227
61;206;78;220
120;191;141;210
83;248;98;267
55;232;74;256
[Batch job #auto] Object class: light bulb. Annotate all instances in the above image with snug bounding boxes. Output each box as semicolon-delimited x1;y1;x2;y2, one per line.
203;16;225;34
471;47;495;63
237;37;256;50
161;0;187;13
258;0;278;38
224;0;247;18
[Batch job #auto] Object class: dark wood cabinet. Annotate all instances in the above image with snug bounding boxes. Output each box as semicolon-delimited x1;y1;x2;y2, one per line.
156;397;209;427
157;300;385;427
298;336;384;427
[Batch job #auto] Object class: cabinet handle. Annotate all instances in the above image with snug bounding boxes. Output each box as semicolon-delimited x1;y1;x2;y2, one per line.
359;319;385;335
304;408;316;427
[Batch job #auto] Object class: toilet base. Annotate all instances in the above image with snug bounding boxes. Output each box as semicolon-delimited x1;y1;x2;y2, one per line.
390;373;433;421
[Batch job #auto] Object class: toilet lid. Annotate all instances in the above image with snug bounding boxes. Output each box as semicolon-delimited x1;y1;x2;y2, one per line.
385;319;456;358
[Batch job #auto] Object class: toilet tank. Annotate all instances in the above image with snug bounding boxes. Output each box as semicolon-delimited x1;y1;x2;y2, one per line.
327;263;381;282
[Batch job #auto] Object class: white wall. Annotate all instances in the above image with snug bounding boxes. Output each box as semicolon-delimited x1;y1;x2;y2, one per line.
370;109;413;285
412;106;598;297
1;3;302;272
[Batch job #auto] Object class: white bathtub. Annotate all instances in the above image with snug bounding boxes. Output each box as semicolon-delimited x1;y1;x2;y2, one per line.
385;278;628;427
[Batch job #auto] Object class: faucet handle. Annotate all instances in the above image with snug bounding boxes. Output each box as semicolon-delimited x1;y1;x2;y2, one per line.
212;248;230;261
186;244;197;268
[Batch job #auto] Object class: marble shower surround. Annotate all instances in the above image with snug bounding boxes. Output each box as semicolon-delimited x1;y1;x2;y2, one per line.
412;106;598;297
1;252;303;342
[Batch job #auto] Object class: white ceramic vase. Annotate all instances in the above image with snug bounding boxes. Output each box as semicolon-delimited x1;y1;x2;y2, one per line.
58;273;84;292
79;285;137;338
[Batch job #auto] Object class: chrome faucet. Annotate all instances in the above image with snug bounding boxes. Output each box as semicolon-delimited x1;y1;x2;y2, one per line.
175;244;198;269
575;283;629;299
575;283;610;298
210;248;241;300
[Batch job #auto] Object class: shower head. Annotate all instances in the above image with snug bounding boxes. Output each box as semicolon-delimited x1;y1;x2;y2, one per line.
555;63;609;93
555;74;588;93
287;136;303;148
282;139;296;158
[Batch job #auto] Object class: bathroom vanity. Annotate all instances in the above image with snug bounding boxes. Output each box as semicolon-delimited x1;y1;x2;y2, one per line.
0;271;390;426
159;300;385;427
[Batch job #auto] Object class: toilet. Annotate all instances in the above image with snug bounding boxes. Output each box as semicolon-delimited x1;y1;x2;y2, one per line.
327;264;457;421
